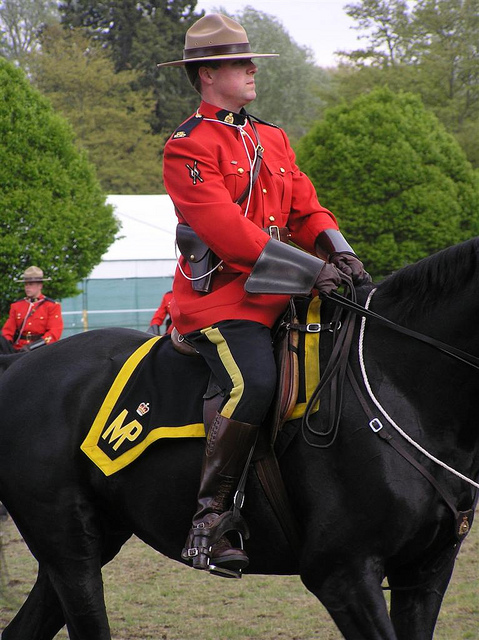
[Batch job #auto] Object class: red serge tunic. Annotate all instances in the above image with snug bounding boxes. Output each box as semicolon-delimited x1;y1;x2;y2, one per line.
1;294;63;350
163;101;338;335
150;291;174;334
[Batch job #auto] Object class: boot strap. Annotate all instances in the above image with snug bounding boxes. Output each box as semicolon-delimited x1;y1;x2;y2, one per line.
182;511;250;567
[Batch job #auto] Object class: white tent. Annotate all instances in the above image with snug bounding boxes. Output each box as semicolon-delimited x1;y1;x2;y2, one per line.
89;194;178;279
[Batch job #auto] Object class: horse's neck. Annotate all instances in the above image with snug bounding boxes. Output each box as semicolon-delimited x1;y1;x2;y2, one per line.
358;295;479;470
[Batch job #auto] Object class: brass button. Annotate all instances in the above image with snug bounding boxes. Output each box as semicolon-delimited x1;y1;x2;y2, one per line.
237;167;244;174
189;254;195;260
217;265;224;272
280;167;285;173
262;188;267;194
269;216;275;222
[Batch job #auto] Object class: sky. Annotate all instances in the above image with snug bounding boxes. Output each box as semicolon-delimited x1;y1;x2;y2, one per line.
194;0;362;67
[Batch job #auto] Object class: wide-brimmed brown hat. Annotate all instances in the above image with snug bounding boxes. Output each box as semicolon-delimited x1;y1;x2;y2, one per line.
157;13;279;68
15;266;51;283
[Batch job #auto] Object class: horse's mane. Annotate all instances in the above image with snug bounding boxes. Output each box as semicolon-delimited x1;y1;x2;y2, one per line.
375;237;479;323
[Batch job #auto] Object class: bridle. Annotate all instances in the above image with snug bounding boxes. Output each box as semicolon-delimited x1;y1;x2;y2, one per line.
329;288;479;371
300;277;478;540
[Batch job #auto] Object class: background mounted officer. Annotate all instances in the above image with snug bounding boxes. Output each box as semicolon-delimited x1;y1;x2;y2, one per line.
1;265;64;352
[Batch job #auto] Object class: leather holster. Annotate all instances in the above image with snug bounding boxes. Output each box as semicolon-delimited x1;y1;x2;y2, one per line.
176;224;219;293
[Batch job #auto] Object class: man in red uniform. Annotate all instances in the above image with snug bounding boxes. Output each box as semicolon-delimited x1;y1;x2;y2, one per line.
2;266;63;351
147;290;174;335
158;14;370;577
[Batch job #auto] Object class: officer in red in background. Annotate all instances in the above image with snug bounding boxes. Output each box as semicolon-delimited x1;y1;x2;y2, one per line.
147;290;173;335
158;14;370;577
2;266;63;351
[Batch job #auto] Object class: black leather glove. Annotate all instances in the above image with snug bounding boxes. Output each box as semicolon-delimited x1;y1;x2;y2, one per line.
330;253;371;286
146;324;161;335
22;339;47;352
315;262;342;298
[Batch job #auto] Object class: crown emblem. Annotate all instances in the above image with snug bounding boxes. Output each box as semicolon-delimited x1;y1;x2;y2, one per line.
224;112;234;124
136;402;150;416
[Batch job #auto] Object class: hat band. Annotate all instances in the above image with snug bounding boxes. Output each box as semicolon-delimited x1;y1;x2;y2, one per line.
183;42;251;60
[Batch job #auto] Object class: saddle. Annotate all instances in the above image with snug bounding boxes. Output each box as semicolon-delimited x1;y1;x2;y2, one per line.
171;302;300;444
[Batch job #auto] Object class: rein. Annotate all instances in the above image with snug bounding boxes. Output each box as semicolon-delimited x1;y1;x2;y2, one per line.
300;280;478;536
328;290;479;371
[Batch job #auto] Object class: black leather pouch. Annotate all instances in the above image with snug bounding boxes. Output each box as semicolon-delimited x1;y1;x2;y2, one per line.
176;224;218;293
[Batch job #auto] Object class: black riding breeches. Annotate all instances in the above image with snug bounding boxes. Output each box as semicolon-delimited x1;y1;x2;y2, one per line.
185;320;277;425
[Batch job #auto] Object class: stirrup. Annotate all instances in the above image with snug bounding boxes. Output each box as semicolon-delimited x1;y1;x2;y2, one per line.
181;511;249;575
209;563;243;579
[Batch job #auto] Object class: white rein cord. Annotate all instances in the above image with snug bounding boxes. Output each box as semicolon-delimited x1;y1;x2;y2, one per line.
359;288;479;490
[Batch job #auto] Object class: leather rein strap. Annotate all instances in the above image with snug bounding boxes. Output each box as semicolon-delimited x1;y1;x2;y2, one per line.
328;290;479;371
346;367;475;542
324;287;477;543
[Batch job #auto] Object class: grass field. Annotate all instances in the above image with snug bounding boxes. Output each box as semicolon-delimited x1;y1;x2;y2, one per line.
1;510;478;639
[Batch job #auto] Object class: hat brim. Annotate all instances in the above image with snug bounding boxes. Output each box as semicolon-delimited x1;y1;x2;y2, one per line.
15;277;51;283
157;52;279;68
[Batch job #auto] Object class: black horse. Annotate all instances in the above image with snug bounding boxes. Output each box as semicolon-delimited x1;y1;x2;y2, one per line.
1;238;479;640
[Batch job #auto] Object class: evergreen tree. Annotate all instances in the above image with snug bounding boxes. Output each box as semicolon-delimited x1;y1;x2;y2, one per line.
31;25;164;194
295;87;479;281
0;57;119;319
58;0;203;134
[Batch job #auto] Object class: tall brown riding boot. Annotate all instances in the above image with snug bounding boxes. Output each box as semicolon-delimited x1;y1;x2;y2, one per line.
181;412;259;577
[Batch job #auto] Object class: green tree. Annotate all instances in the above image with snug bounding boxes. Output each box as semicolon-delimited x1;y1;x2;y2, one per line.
57;0;203;135
0;0;59;65
30;25;164;194
411;0;479;164
0;58;119;319
295;87;479;281
334;0;479;167
341;0;413;66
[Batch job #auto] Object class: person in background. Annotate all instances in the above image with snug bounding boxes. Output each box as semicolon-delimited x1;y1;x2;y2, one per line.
147;290;174;335
2;266;63;351
158;13;370;577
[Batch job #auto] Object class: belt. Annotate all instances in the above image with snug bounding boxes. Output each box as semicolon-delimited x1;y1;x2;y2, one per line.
19;333;42;341
264;225;291;243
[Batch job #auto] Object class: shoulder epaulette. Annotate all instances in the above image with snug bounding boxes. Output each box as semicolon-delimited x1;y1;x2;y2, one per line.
245;111;279;129
170;114;204;140
44;296;57;303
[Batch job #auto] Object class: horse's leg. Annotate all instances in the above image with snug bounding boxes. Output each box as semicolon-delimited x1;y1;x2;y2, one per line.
2;565;65;640
42;526;132;640
302;557;398;640
2;530;131;640
7;494;131;640
388;559;455;640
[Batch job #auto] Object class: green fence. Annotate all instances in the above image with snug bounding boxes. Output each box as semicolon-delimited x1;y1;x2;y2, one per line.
61;276;173;338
